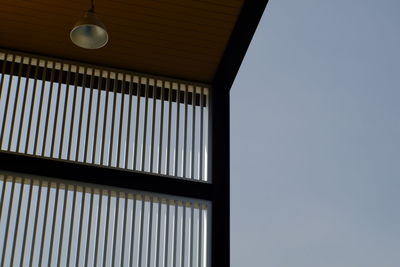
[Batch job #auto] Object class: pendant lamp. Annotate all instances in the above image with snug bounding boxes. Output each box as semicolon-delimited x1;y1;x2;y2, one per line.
70;0;108;49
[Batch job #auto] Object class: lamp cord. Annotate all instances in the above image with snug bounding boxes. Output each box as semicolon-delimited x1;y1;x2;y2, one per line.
90;0;95;12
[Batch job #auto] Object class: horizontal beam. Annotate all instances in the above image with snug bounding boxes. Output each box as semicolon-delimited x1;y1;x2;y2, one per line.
0;151;212;201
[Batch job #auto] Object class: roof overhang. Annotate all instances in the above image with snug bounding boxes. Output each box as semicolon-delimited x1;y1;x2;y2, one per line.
0;0;268;88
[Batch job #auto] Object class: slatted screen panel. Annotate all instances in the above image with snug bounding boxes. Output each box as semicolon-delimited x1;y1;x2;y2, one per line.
0;173;210;267
0;51;210;181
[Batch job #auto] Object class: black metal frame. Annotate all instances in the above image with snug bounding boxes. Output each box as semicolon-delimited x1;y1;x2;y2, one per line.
0;0;269;266
0;151;212;201
210;1;269;266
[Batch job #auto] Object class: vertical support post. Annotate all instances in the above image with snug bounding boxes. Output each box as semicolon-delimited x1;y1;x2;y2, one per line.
210;87;230;267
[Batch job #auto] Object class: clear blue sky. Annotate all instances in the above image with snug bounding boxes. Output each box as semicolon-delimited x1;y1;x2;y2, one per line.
231;0;400;266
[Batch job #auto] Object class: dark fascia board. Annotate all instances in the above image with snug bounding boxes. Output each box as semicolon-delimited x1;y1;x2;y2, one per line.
212;0;269;91
0;151;212;201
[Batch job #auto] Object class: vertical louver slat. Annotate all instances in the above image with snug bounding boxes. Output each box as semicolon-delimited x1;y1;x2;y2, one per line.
150;80;157;173
38;180;50;266
163;200;169;267
66;65;78;161
111;192;120;266
166;82;173;176
92;70;102;165
0;177;16;266
84;68;95;163
76;67;87;162
18;178;33;266
28;179;42;267
58;64;71;159
142;78;150;172
109;72;118;168
42;62;55;156
50;63;63;157
120;195;128;266
158;81;165;174
116;75;125;168
146;196;154;266
183;84;189;178
0;54;15;148
125;76;133;170
199;205;204;267
75;185;85;266
15;57;32;152
103;190;111;266
138;195;145;267
173;203;179;267
57;183;69;266
65;184;76;267
24;58;40;154
191;86;197;180
93;189;103;266
199;87;204;181
155;199;162;266
133;77;141;171
100;71;110;166
190;205;194;267
182;202;187;267
129;192;137;267
8;177;23;267
8;56;23;152
85;187;95;266
174;84;181;177
47;182;60;265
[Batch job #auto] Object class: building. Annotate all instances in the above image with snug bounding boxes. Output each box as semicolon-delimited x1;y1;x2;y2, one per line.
0;1;268;266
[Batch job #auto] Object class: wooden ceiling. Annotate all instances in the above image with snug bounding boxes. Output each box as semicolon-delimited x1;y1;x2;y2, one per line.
0;0;245;83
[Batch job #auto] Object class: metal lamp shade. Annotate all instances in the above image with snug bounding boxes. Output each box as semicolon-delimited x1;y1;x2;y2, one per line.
70;11;108;49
